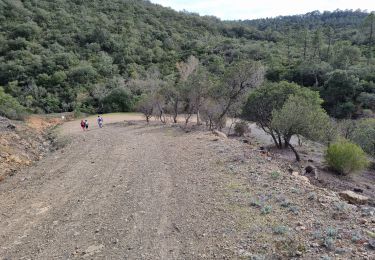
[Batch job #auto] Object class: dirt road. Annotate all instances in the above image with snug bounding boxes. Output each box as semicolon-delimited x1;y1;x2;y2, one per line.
1;115;374;259
0;116;239;259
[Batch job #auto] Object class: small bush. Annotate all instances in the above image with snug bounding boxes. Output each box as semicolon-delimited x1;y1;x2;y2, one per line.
289;206;300;215
351;231;363;243
271;171;280;179
325;140;369;175
73;108;82;118
261;205;272;215
326;227;338;238
234;121;249;136
273;225;289;235
323;237;335;250
350;119;375;157
0;87;26;120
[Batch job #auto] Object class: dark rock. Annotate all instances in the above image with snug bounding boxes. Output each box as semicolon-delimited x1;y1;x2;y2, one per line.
305;165;316;174
369;239;375;249
6;124;16;130
353;188;364;193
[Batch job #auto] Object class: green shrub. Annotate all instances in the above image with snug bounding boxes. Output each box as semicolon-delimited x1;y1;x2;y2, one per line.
325;140;369;175
350;119;375;157
73;108;82;118
0;87;26;120
102;88;134;113
261;205;272;215
273;225;289;235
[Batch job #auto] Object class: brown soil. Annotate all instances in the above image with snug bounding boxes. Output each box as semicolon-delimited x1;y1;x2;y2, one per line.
0;115;62;180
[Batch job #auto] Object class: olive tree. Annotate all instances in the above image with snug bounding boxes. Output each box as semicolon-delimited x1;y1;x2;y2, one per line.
242;81;302;148
173;56;199;123
271;89;331;161
217;61;264;125
200;98;226;130
128;71;169;123
136;94;154;123
180;67;212;125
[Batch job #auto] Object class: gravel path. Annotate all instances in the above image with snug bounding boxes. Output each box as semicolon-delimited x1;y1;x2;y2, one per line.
0;115;374;259
0;119;238;259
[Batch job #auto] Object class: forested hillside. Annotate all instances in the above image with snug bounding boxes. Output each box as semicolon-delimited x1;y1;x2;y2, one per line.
0;0;374;119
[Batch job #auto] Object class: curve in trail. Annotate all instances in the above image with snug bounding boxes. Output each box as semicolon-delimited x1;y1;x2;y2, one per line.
0;117;237;259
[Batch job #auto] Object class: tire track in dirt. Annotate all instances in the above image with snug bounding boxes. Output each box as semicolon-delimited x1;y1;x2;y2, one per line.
0;120;237;259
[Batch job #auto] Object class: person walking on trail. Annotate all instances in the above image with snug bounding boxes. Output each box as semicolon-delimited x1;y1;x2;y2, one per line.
84;119;89;131
80;120;85;131
97;115;103;128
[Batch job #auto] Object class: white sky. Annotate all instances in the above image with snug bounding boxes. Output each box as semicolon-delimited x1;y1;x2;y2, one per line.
150;0;375;20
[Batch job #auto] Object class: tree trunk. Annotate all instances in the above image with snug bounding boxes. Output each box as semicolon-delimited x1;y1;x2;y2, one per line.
277;134;283;149
261;125;281;149
185;114;192;126
196;109;200;125
272;135;281;148
287;142;300;162
173;99;179;123
227;118;237;136
284;135;292;148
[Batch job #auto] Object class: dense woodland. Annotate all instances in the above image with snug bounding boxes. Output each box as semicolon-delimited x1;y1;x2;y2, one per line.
0;0;374;117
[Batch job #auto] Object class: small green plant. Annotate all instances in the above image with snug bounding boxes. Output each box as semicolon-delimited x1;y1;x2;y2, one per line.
289;205;299;215
291;187;300;194
280;199;291;208
312;230;322;239
351;231;363;243
271;171;281;179
250;199;262;208
326;227;337;238
261;205;272;215
323;237;335;250
307;192;317;201
325;139;369;175
273;225;289;235
333;202;348;212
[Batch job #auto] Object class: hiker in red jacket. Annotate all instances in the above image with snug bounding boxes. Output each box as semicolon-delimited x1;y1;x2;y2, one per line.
80;120;85;131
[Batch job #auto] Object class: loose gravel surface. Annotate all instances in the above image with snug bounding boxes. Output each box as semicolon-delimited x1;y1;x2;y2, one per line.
0;116;374;259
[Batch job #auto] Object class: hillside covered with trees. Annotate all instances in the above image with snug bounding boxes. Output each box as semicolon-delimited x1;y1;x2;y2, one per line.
0;0;374;120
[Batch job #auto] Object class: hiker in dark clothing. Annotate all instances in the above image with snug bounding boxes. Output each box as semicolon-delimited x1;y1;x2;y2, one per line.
97;115;103;128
